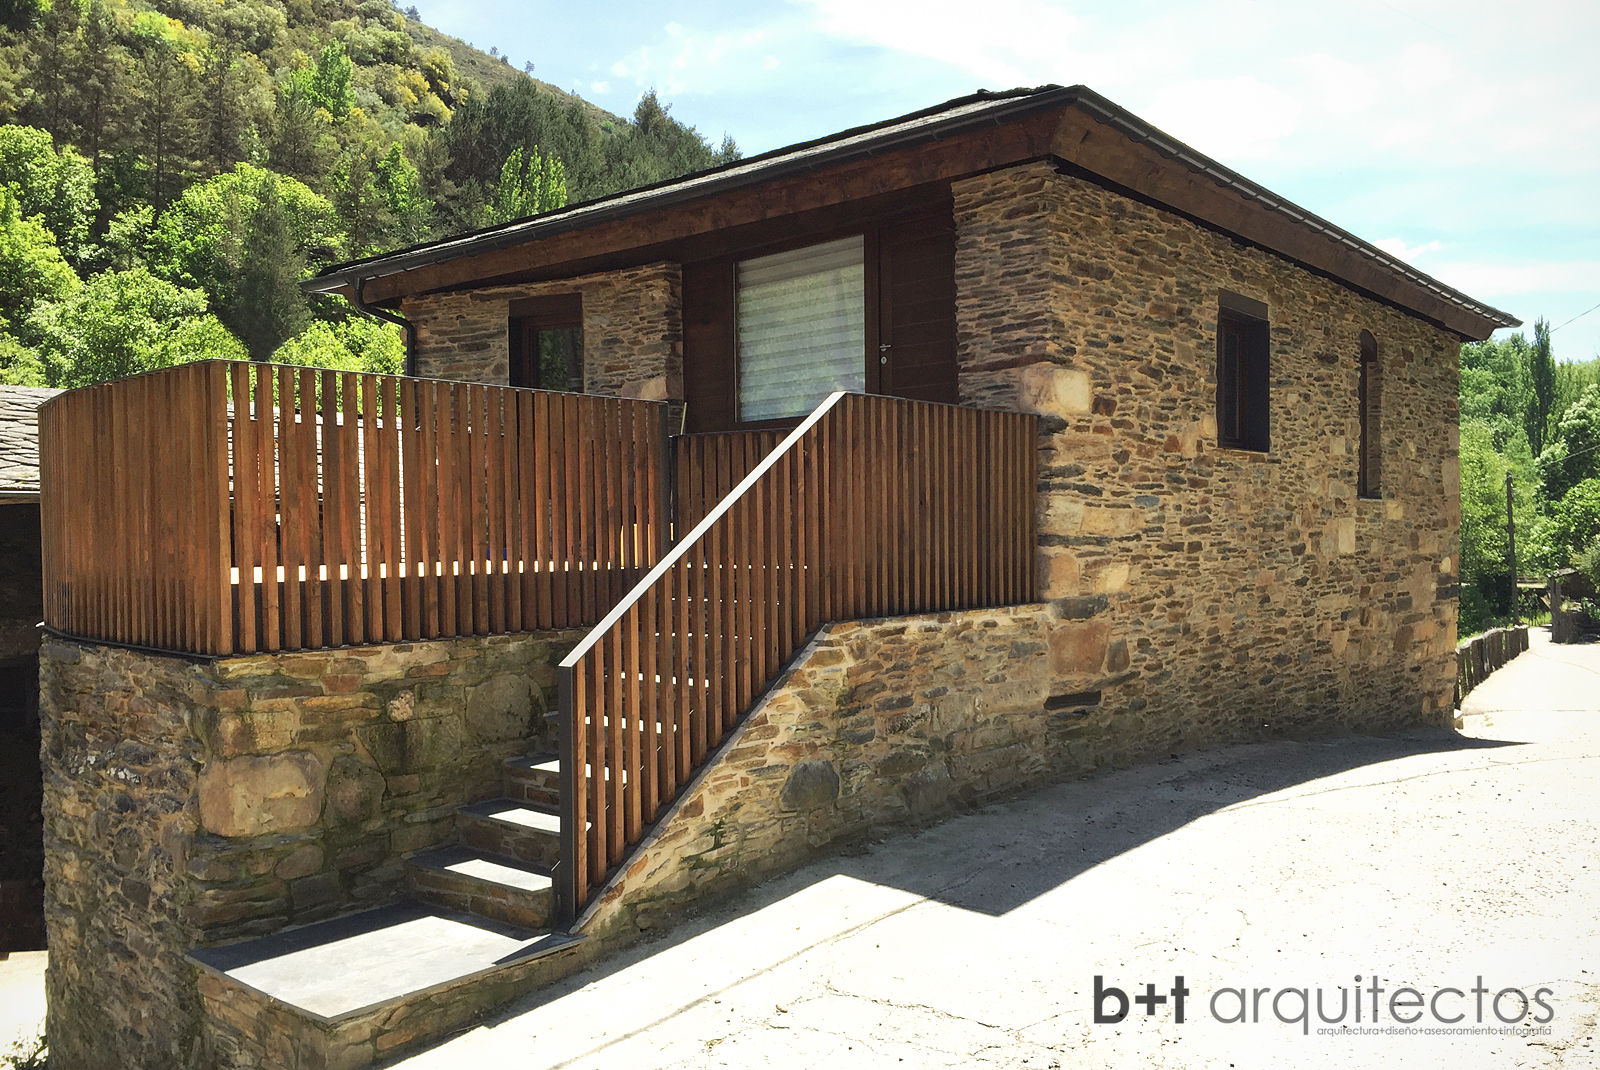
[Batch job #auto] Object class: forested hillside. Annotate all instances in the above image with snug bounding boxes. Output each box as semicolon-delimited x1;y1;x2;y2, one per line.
0;0;738;387
1459;322;1600;633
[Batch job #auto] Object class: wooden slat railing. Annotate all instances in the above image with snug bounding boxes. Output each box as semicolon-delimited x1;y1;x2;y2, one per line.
557;391;1038;924
672;430;784;531
39;360;668;655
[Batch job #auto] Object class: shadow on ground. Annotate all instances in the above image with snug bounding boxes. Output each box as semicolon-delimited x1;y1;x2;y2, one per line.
399;723;1526;1063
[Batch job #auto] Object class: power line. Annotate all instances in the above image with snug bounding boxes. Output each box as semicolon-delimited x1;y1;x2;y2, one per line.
1551;299;1600;333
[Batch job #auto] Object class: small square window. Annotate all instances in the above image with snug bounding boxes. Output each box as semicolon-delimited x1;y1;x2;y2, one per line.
510;294;583;392
1216;293;1270;452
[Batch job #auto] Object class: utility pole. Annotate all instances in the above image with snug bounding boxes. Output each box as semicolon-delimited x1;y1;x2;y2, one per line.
1506;472;1519;626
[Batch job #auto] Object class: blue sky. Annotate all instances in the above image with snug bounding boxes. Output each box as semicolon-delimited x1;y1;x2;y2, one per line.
421;0;1600;361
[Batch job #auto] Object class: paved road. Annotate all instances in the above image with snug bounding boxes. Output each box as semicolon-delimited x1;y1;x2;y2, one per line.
397;627;1600;1070
3;631;1594;1068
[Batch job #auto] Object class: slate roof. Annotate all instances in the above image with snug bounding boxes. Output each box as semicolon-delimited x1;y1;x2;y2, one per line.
0;385;63;500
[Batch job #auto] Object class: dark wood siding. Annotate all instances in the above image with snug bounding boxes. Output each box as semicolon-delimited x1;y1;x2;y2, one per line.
879;212;956;405
682;259;735;433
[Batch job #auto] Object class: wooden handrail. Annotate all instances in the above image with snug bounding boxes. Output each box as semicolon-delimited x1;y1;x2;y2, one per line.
556;391;1038;925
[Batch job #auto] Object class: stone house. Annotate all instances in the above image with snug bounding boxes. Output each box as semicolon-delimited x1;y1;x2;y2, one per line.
38;85;1514;1069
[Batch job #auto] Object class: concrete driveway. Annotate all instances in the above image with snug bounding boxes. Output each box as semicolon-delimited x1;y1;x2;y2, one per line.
395;627;1599;1069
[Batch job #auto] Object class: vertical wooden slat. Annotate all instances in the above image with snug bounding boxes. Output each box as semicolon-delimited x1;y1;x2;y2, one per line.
605;623;624;865
255;365;280;650
378;376;401;642
575;394;596;622
322;371;346;648
624;599;642;842
297;369;322;651
568;661;588;911
486;387;507;635
275;366;301;650
232;364;259;653
557;393;578;627
436;383;459;638
505;390;524;633
641;585;660;823
418;380;440;638
453;382;475;634
535;391;558;629
588;653;606;887
516;389;538;629
402;379;424;639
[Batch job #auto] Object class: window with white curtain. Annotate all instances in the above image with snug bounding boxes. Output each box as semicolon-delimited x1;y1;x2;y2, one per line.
736;235;865;422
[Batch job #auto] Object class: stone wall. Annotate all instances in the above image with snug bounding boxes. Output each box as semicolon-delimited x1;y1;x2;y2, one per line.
582;582;1448;938
403;262;683;401
952;161;1461;750
40;630;579;1070
585;605;1058;934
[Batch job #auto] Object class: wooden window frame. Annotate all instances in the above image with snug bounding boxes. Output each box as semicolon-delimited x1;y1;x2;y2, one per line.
1216;292;1271;453
1357;329;1382;499
725;228;882;432
509;294;583;392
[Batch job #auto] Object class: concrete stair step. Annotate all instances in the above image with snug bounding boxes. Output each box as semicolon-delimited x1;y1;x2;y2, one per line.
406;845;554;930
190;900;581;1069
502;752;560;807
457;799;562;868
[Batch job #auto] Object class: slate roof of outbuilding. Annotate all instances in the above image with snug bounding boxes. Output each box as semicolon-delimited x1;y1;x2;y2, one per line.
0;385;63;500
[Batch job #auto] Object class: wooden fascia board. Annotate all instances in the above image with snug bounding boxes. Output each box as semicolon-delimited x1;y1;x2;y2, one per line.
354;102;1497;339
1047;109;1498;340
358;112;1062;305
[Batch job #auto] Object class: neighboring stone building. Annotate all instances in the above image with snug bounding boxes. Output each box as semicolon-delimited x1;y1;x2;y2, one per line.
0;384;60;952
39;86;1515;1068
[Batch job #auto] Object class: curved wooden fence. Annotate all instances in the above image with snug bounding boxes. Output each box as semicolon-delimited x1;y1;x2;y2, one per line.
556;391;1038;924
39;360;667;655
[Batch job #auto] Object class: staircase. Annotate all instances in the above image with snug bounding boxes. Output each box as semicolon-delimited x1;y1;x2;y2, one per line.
190;753;584;1070
186;392;1040;1069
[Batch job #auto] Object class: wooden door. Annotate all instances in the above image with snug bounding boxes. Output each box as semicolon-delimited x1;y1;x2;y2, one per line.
876;212;957;405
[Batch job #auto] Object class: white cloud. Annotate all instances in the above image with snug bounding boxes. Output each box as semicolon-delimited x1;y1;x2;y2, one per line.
800;0;1092;87
1141;77;1304;162
1373;237;1447;266
590;80;610;94
1423;259;1600;298
604;21;777;97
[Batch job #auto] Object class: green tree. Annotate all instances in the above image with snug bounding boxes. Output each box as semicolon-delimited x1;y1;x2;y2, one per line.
128;9;203;216
0;332;47;386
196;16;273;175
1544;478;1600;567
1458;418;1543;632
146;163;341;316
267;72;339;186
1524;317;1557;456
482;145;565;225
0;124;99;262
1537;385;1600;505
231;183;311;359
28;267;245;386
330;135;433;256
272;316;404;374
0;187;79;335
290;40;356;121
0;0;50;32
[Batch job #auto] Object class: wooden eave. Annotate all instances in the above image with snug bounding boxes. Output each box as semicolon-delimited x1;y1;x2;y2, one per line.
322;92;1513;341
